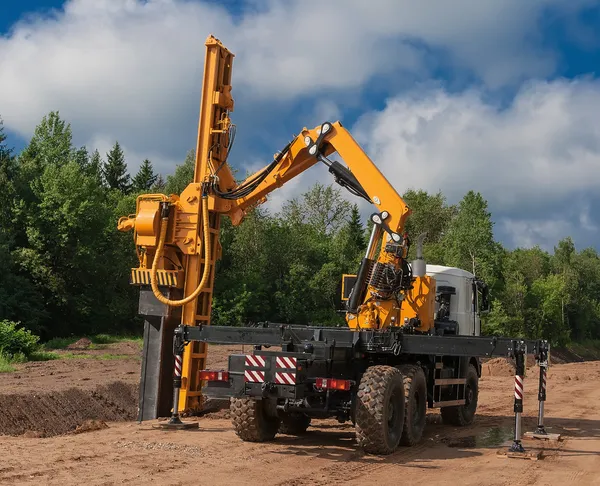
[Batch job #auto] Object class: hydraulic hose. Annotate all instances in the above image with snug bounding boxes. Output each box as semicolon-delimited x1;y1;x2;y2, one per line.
150;195;211;307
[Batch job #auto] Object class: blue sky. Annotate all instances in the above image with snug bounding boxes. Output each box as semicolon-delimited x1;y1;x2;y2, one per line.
2;0;600;252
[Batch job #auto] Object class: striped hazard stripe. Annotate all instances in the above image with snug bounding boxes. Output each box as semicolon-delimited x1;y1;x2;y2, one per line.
514;375;524;400
245;355;266;368
275;356;297;369
275;371;296;385
244;370;265;383
130;269;179;287
244;355;266;383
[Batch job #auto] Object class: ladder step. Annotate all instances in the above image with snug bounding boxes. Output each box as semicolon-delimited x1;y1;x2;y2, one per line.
435;378;466;386
432;399;466;408
190;353;207;358
435;362;444;369
185;391;204;397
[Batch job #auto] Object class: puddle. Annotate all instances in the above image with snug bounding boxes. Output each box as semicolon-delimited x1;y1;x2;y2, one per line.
442;427;513;449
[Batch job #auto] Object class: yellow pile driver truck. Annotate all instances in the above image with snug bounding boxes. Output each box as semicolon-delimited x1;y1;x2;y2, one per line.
118;35;551;455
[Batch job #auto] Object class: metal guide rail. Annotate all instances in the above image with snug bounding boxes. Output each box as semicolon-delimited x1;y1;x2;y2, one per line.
180;322;547;359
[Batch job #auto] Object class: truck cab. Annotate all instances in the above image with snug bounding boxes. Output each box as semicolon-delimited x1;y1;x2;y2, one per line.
427;265;490;337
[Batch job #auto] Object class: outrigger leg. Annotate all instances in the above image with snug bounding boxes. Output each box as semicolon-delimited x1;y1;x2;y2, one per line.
153;327;199;430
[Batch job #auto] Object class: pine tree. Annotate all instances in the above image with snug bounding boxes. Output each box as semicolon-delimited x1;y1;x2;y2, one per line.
153;173;166;192
0;117;11;160
73;146;89;168
88;149;103;183
347;204;365;252
103;141;131;192
132;159;158;192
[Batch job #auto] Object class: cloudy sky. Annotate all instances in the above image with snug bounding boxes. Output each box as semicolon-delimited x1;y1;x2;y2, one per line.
2;0;600;251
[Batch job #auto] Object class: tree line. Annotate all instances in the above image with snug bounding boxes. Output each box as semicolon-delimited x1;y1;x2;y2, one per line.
1;111;599;346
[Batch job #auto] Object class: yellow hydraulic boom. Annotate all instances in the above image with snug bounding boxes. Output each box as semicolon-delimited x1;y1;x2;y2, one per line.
118;35;435;414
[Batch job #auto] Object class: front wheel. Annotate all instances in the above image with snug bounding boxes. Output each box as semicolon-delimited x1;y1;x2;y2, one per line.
355;365;406;455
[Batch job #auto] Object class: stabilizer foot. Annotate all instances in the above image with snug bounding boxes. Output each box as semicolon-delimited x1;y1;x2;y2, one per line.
524;431;561;441
152;420;199;430
497;441;542;460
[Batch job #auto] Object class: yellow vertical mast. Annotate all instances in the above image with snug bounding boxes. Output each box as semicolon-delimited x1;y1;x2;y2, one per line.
178;35;235;411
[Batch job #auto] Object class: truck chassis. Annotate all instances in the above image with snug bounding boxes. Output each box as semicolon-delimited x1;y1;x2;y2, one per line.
171;322;549;455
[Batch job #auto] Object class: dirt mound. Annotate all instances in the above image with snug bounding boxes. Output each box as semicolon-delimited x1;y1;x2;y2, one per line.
66;337;92;350
0;382;138;437
481;357;515;376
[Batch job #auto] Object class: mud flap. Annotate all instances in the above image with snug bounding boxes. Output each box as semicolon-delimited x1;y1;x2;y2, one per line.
137;288;182;421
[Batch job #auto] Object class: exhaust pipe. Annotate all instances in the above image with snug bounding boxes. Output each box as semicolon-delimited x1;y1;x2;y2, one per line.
412;232;427;277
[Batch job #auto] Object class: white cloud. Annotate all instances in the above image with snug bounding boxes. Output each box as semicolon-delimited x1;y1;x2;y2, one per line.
1;0;599;248
1;0;595;174
351;78;600;249
354;78;600;210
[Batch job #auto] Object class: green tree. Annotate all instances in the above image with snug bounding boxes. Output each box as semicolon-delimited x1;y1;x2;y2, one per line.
74;146;89;168
165;149;195;194
442;191;501;288
153;173;166;192
281;183;351;234
402;189;456;263
103;141;131;192
86;149;103;183
18;111;72;172
132;159;158;192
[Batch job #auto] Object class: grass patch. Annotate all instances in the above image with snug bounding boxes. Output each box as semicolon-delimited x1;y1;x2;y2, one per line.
0;354;16;373
29;350;60;361
43;337;79;349
59;352;135;361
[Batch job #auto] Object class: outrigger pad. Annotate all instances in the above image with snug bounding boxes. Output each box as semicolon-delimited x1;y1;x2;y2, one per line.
524;431;562;441
152;422;199;430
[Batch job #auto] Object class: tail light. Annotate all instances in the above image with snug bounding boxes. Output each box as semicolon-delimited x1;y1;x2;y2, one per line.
315;377;351;391
199;370;229;382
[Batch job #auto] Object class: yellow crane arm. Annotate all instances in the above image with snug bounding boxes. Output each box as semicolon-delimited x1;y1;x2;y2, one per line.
216;121;411;237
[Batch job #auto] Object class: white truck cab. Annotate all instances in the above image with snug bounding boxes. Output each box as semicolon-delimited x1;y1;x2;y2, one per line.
426;265;489;337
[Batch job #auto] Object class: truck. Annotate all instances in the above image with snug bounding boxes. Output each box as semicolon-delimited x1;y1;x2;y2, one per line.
118;35;550;455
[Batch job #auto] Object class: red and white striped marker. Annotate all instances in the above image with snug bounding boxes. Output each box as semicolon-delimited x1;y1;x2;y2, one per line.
514;375;524;400
244;370;265;383
275;371;297;385
276;356;297;369
245;355;266;368
174;354;182;377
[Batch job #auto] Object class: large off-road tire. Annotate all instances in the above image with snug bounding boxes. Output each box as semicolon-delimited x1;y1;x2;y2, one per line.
440;364;479;426
355;365;406;455
230;397;280;442
398;364;427;446
278;413;311;435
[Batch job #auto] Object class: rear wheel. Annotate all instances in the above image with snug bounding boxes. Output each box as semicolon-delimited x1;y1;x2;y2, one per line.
355;365;405;455
398;364;427;446
278;413;311;435
440;364;479;426
230;397;280;442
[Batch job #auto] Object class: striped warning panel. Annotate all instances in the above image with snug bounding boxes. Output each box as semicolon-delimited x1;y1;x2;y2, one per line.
129;268;180;287
275;356;297;369
245;355;266;368
244;370;265;383
275;371;296;385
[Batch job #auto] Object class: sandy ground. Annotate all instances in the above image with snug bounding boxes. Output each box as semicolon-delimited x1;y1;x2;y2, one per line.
0;343;599;485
